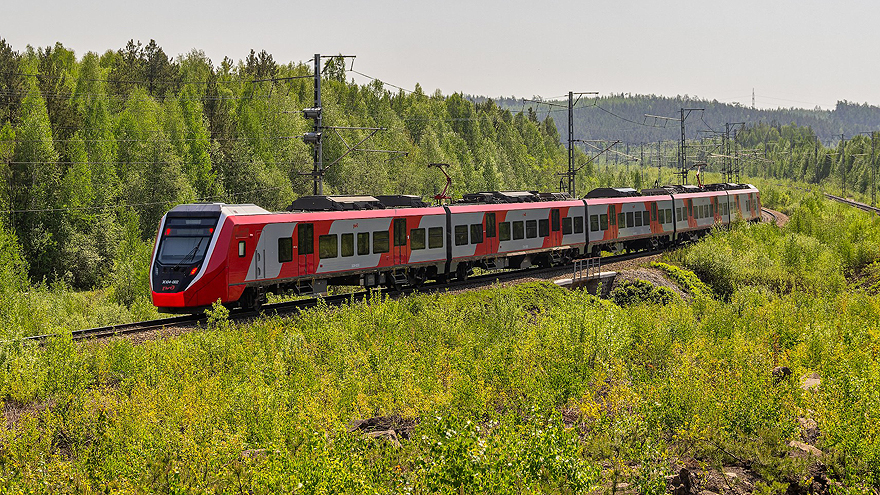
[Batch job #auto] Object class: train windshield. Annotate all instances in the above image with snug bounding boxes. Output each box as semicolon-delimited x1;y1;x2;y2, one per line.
157;216;218;265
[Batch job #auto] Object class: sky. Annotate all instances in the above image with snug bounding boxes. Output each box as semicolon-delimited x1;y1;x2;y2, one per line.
3;0;879;110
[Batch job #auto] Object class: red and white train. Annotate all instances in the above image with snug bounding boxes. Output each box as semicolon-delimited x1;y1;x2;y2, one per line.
150;183;760;312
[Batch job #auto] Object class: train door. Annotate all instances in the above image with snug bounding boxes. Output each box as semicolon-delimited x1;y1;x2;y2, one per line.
252;229;265;279
486;212;498;254
551;209;561;246
297;223;315;276
393;217;408;267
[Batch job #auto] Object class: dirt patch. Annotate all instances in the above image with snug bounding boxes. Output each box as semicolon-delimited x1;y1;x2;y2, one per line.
763;208;789;227
4;398;55;429
612;267;690;302
348;414;418;442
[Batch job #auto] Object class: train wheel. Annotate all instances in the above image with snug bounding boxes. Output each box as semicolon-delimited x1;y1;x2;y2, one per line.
456;263;470;282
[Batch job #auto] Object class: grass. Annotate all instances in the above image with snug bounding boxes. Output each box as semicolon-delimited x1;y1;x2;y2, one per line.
1;190;880;492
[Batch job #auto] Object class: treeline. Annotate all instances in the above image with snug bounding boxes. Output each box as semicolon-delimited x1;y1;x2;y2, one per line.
0;39;565;291
479;94;880;144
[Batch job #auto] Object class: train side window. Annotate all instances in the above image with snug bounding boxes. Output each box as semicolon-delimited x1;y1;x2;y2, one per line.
617;212;625;227
341;233;354;257
513;221;525;240
526;220;538;238
626;211;634;228
666;209;672;222
551;209;560;231
590;215;599;232
319;235;338;258
600;214;608;231
676;207;682;220
470;224;483;244
499;222;511;241
429;227;444;249
454;225;468;246
562;217;573;235
710;204;714;217
278;237;293;263
357;232;370;255
486;213;496;238
411;228;426;250
574;216;584;234
373;231;389;254
238;240;246;257
538;219;550;237
393;218;407;247
634;211;642;227
298;223;314;255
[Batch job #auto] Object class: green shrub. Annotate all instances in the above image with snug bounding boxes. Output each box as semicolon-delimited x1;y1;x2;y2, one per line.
610;279;677;306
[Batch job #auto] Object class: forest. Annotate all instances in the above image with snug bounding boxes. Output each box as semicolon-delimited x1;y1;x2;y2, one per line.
0;39;565;293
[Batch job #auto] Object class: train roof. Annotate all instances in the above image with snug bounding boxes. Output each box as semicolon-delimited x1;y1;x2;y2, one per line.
167;203;270;217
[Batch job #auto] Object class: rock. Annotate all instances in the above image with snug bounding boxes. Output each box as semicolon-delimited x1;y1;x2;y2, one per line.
798;417;820;444
365;429;401;447
773;366;792;381
790;440;823;457
801;372;821;390
240;448;268;459
724;471;738;479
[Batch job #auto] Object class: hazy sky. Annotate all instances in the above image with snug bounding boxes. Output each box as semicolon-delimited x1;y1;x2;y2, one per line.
3;0;878;109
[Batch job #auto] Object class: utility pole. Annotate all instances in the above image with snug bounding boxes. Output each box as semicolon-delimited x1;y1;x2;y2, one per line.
840;134;846;197
657;140;662;185
678;108;704;185
312;53;323;194
873;132;877;206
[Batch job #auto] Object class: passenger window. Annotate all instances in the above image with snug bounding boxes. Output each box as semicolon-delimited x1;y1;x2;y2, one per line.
562;217;573;235
574;216;584;234
600;214;608;231
341;233;354;257
499;222;511;241
372;231;389;254
538;219;549;237
410;228;426;250
238;240;245;257
666;209;672;222
617;213;625;227
634;211;642;227
454;225;468;246
357;232;370;255
551;209;560;231
526;220;538;238
319;235;337;258
470;224;483;244
486;213;496;238
626;211;634;228
393;218;407;247
298;223;314;255
676;207;682;220
513;221;525;240
429;227;444;249
590;215;599;232
278;238;292;263
645;210;650;223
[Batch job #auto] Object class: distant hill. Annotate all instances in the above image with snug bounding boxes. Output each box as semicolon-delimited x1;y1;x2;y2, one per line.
471;94;880;145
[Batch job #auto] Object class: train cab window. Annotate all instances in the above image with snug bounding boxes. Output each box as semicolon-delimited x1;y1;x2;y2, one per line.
486;213;496;238
238;240;246;257
574;216;584;234
341;233;354;257
278;237;293;263
539;219;550;237
393;218;407;247
526;220;538;238
590;215;599;232
600;214;608;231
562;217;573;235
373;231;389;254
634;211;642;227
319;235;338;259
626;211;634;228
298;223;314;255
455;225;468;246
357;232;370;255
551;210;560;231
470;224;483;244
499;222;511;241
617;212;626;227
513;221;525;240
429;227;444;249
411;228;426;250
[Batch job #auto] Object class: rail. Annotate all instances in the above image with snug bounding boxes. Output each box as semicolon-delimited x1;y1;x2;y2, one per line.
824;193;880;215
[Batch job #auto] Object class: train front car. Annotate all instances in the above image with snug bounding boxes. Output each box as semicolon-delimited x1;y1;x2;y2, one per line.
150;204;227;313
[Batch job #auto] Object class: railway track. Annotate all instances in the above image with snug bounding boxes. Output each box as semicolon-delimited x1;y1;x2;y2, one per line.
761;208;777;223
20;250;662;344
824;193;880;215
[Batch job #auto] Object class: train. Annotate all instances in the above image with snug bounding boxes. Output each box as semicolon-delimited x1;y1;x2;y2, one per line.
150;183;760;312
